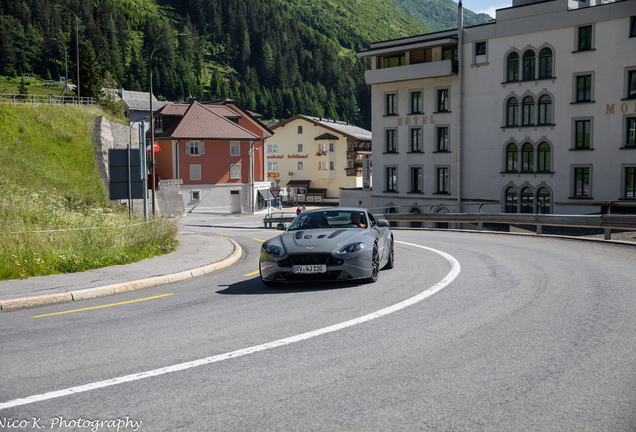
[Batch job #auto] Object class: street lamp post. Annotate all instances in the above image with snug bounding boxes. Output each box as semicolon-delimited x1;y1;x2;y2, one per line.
54;5;79;101
50;37;67;87
149;33;195;216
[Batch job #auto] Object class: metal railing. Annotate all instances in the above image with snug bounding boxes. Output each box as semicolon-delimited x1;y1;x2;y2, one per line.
0;93;97;106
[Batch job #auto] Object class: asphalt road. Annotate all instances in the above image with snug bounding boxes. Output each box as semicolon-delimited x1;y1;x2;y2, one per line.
1;216;635;431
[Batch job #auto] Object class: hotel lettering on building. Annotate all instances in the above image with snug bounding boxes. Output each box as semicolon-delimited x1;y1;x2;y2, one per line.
351;0;636;220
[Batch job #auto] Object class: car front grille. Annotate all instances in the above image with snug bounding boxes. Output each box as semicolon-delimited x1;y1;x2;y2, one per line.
278;254;344;267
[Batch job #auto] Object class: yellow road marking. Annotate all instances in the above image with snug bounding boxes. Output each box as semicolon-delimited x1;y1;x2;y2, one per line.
252;238;265;242
32;294;174;318
243;270;260;277
218;233;235;236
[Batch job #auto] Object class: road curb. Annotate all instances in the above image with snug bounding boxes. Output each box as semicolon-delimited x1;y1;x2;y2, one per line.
0;236;242;311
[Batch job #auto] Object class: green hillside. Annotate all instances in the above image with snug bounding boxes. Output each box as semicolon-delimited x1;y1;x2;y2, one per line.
390;0;493;32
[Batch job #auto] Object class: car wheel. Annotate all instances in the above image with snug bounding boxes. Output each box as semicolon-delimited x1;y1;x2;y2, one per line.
383;239;394;270
366;245;380;283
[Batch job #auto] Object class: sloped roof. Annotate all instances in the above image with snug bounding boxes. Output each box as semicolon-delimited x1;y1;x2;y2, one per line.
168;102;260;141
119;89;168;111
159;104;189;116
314;132;340;141
271;115;372;141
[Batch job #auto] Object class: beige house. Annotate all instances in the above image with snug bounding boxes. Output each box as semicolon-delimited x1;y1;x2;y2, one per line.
267;115;372;204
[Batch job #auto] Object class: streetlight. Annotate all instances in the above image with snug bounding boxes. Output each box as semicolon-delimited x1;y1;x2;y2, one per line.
54;5;79;101
129;117;150;221
50;38;67;87
149;33;196;215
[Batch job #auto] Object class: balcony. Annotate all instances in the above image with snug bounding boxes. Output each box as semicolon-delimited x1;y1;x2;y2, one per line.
365;60;457;85
347;151;371;159
346;168;363;177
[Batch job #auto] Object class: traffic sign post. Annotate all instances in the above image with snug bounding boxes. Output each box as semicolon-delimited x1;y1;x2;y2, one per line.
270;187;281;200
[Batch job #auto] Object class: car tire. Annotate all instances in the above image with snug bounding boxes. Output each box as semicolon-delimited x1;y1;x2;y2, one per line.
383;239;394;270
366;245;380;283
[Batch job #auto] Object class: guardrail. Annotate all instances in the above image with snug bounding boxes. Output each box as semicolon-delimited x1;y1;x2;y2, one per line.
0;93;97;106
263;200;636;240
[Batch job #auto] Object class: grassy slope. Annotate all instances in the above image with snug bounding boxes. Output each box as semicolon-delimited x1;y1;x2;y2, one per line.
0;104;109;202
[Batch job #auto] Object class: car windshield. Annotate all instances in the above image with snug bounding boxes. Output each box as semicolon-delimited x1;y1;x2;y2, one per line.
287;210;367;231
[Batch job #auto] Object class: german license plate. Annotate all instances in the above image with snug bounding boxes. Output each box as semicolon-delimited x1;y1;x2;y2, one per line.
293;265;326;274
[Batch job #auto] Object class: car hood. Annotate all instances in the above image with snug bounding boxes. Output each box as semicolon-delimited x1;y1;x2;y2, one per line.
281;228;365;253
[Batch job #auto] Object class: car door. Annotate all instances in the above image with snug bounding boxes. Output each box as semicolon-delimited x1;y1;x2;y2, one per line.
368;212;387;260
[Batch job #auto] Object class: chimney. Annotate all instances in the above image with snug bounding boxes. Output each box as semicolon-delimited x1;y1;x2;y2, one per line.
187;95;196;104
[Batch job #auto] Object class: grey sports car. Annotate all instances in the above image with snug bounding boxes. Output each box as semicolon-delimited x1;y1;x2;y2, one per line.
259;208;394;286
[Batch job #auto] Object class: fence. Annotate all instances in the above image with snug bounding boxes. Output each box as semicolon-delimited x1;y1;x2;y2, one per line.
0;93;97;106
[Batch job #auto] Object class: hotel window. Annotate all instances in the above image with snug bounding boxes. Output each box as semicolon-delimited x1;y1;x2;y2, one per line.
576;75;592;102
523;51;536;81
298;126;303;134
298;162;303;170
522;96;535;126
230;164;241;180
627;70;636;99
626;118;636;147
386;93;397;115
230;141;240;156
187;141;204;156
475;41;486;56
410;128;422;152
267;144;278;153
190;164;201;181
575;120;591;149
386;167;397;192
382;53;406;69
505;187;518;213
436;167;449;194
626;167;636;198
573;166;591;198
298;144;303;152
539;48;553;79
537;187;551;214
437;126;449;152
410;167;422;193
318;161;328;170
330;161;335;171
507;98;519;127
437;89;449;112
507;52;520;82
411;91;422;114
506;143;518;172
577;25;593;51
538;143;551;172
267;162;278;171
386;129;397;153
631;17;636;37
521;187;533;213
538;95;553;125
522;143;534;172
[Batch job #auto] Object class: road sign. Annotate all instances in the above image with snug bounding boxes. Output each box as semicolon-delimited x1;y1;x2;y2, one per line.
272;200;279;207
270;187;281;199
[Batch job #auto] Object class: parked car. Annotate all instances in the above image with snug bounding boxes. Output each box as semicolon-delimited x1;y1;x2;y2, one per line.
259;208;394;286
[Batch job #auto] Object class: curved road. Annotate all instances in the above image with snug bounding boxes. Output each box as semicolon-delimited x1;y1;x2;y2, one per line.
1;221;635;431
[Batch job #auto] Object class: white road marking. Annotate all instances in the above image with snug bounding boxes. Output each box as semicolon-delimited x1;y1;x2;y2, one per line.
0;241;460;409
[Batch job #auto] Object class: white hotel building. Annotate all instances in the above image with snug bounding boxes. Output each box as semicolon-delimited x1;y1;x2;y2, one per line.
351;0;636;220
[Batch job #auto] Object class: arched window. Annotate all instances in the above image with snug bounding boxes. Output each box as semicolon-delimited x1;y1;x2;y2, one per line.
507;98;519;126
507;52;519;82
410;207;422;228
538;142;551;172
505;187;518;213
523;51;536;80
522;143;534;172
537;187;551;214
506;143;518;172
522;96;535;126
521;187;534;213
538;95;552;125
539;48;553;79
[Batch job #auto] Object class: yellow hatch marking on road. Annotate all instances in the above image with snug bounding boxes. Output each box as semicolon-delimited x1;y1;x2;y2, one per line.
252;238;265;242
31;294;174;318
243;270;260;277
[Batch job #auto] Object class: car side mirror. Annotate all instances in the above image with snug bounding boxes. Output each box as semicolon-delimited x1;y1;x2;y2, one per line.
276;223;286;231
376;218;389;227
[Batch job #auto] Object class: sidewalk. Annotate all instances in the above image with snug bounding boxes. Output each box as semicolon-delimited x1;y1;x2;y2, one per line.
0;231;242;311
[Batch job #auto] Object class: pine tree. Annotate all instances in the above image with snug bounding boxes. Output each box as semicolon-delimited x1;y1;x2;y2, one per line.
79;39;102;99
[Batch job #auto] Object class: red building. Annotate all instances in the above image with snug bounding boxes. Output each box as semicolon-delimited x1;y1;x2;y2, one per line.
151;99;273;213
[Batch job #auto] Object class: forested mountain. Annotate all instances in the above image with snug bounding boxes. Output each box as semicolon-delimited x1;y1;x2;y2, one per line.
0;0;483;128
390;0;493;32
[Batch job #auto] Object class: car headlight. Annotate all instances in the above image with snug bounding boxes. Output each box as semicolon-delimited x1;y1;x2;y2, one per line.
337;242;365;254
265;244;285;257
